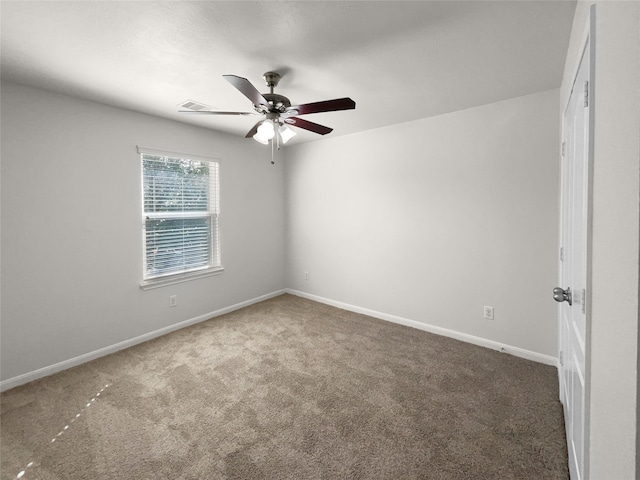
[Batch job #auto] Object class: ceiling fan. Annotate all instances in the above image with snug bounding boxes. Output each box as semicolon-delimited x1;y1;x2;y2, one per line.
179;71;356;148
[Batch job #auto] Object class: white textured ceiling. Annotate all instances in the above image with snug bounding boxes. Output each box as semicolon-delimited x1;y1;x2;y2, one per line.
1;1;576;144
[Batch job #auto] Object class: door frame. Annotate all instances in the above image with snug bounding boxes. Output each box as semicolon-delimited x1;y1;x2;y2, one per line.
558;5;595;479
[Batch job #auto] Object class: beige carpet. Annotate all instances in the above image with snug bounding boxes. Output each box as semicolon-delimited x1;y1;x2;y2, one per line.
1;294;568;479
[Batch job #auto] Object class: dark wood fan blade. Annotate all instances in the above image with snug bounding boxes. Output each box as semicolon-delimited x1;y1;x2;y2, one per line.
245;121;262;138
223;75;269;107
178;110;257;116
284;117;333;135
287;97;355;116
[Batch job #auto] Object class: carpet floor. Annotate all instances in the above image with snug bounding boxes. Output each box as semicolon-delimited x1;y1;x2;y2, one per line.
1;294;568;479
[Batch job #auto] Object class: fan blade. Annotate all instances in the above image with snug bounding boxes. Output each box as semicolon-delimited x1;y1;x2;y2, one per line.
178;110;257;116
245;122;262;138
284;117;333;135
287;97;355;116
223;75;269;107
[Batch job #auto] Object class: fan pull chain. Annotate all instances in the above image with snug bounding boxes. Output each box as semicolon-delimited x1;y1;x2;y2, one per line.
271;134;275;165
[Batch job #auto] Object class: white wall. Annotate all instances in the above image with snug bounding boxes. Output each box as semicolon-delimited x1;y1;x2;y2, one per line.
0;82;286;383
561;2;640;478
286;89;560;358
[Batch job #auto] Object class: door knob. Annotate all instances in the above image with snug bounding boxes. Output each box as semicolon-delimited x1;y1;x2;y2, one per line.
553;287;572;305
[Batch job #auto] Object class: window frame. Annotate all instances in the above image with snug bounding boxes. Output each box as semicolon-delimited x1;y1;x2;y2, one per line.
138;146;223;290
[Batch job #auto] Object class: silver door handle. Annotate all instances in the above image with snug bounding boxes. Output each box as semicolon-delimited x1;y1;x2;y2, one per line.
553;287;572;305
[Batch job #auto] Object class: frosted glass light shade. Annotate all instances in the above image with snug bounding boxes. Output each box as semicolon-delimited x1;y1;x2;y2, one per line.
280;125;296;144
257;120;275;139
253;133;269;145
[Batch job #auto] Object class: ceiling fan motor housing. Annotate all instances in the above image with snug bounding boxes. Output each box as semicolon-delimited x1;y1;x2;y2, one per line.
253;72;291;113
258;93;291;113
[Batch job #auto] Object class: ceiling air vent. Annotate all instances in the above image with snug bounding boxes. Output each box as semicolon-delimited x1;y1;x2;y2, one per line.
178;99;215;111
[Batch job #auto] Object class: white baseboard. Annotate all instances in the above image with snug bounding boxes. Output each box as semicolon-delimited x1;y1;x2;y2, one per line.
0;289;287;392
286;289;558;367
2;288;557;392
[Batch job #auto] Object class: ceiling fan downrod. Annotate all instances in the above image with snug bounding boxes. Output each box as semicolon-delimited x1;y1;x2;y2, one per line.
263;71;280;95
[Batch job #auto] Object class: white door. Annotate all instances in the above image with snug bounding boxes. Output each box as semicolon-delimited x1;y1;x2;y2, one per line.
557;30;592;480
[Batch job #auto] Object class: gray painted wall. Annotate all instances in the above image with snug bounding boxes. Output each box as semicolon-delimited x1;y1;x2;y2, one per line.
285;89;560;358
1;82;287;382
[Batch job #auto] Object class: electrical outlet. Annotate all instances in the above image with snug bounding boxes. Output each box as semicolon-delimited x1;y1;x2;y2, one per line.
169;295;177;307
304;271;309;281
483;305;494;320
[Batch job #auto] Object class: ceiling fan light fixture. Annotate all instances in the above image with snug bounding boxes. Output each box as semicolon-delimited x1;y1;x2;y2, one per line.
253;133;269;145
257;119;275;140
280;125;296;144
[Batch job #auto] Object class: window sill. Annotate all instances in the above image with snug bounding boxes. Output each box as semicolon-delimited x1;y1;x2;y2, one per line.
140;267;224;290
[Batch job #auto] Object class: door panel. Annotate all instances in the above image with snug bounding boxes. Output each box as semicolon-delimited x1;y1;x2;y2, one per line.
559;33;591;480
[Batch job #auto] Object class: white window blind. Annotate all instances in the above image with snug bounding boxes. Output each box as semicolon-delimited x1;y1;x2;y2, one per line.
139;148;221;287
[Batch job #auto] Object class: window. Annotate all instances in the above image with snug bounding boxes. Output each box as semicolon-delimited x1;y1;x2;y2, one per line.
139;147;222;289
